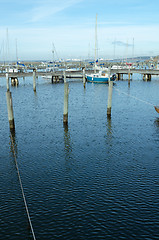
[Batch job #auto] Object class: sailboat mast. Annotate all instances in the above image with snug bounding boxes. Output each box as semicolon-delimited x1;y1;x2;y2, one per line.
52;42;55;71
16;38;18;63
94;14;98;72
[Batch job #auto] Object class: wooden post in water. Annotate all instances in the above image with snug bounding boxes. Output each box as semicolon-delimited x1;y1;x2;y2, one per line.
148;74;151;81
63;81;69;125
117;73;120;81
6;73;9;91
107;68;113;117
33;69;36;92
83;67;86;88
128;67;130;86
63;71;66;83
6;91;15;129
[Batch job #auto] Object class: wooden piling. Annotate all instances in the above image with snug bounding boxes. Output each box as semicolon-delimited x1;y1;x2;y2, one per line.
6;73;9;91
51;76;54;84
128;68;130;85
117;73;120;81
6;91;15;129
63;71;66;83
145;74;148;81
107;69;113;117
63;82;69;125
83;68;86;88
147;74;151;81
33;69;36;92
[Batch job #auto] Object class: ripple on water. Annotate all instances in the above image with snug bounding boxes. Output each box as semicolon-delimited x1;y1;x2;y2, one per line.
0;79;159;239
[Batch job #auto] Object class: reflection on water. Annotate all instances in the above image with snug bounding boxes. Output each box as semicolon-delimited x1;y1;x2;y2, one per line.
106;117;112;138
9;129;18;158
1;77;159;239
34;90;37;97
63;125;72;160
154;117;159;127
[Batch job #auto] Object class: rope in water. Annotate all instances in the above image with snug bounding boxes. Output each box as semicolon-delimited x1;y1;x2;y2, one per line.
113;86;154;106
10;133;36;240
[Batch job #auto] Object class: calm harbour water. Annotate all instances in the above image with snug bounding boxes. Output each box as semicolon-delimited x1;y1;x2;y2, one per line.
0;74;159;239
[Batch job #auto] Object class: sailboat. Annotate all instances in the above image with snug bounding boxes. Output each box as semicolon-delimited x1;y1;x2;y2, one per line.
86;14;116;83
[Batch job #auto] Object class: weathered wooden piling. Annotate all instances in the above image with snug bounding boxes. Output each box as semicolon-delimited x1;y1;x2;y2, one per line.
33;69;36;92
148;74;151;81
63;71;66;83
11;77;19;87
6;91;15;129
83;68;86;88
117;73;121;81
63;82;69;125
143;74;151;81
128;68;131;85
6;73;9;91
107;69;113;117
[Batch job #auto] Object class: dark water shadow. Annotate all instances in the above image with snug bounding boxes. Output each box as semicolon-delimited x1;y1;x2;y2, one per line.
63;125;72;159
9;129;18;158
153;117;159;136
154;117;159;127
105;117;113;151
106;117;113;139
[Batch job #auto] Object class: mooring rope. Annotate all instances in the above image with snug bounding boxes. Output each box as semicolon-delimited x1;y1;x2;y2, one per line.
10;133;36;240
113;86;154;106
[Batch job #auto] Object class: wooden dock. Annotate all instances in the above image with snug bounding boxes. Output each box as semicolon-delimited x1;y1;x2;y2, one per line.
1;68;159;84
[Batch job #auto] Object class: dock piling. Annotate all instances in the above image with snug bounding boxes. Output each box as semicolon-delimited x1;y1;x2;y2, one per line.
63;82;69;125
128;68;130;86
83;68;86;88
6;91;15;129
6;73;9;91
33;69;36;92
64;71;66;83
107;68;113;118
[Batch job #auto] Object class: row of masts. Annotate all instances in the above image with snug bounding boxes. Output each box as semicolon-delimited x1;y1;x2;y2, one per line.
93;14;135;72
1;23;136;67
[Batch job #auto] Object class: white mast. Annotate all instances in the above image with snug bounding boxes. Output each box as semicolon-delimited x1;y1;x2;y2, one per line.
132;38;134;59
6;28;10;66
94;13;98;73
52;42;55;71
16;38;18;63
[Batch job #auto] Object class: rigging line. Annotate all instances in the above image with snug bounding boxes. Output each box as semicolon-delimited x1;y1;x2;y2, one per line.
113;86;154;106
10;133;37;240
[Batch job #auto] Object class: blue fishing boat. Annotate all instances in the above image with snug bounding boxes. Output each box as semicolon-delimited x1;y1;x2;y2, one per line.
86;71;116;83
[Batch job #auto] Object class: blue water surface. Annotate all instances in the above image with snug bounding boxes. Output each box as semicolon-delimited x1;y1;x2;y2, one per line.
0;74;159;239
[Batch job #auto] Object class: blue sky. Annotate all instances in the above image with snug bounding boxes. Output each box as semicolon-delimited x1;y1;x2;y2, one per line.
0;0;159;60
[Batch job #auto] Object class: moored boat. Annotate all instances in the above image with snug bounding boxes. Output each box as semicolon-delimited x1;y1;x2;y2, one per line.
86;71;116;83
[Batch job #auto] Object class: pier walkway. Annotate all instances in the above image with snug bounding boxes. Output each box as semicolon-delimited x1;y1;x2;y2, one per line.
1;68;159;83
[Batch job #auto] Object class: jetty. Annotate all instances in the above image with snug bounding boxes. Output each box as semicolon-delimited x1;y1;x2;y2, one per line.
1;68;159;84
1;58;159;84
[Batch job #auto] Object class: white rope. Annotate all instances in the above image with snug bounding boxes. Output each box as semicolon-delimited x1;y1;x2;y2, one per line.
114;86;154;106
10;133;37;240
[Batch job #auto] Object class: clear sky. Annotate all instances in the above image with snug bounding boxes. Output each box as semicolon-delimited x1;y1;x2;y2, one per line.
0;0;159;61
